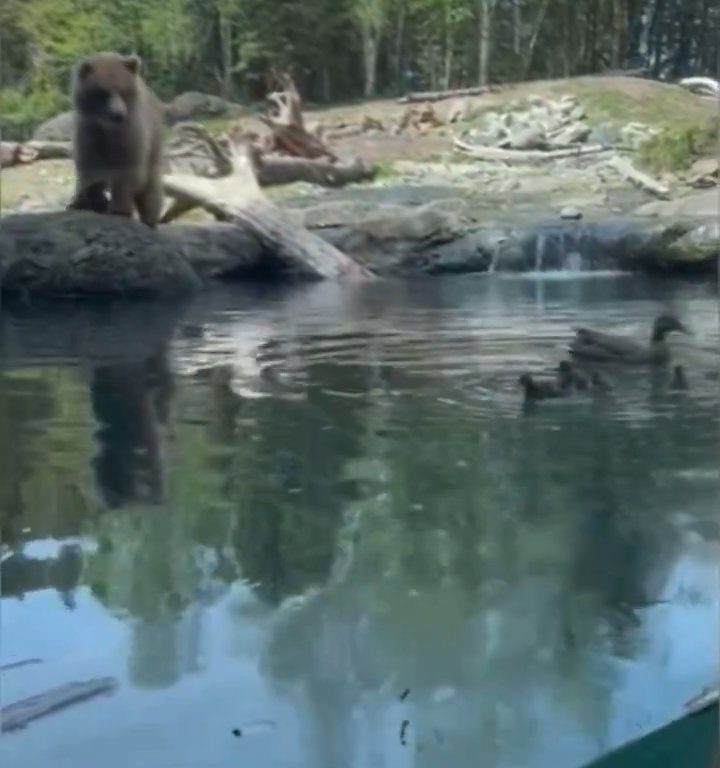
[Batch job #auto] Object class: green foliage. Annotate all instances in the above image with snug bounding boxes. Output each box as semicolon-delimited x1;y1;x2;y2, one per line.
639;120;718;173
0;87;70;140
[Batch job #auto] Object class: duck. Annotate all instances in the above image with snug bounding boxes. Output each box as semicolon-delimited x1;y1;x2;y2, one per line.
557;360;588;391
568;314;688;365
670;365;689;391
519;372;566;401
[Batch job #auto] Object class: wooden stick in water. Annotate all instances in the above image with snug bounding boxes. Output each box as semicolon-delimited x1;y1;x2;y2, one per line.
1;677;118;733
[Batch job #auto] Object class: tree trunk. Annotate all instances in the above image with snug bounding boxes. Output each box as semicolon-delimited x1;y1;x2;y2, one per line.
393;2;407;92
521;0;551;79
218;9;234;100
443;17;454;90
477;0;493;86
362;27;379;97
512;0;522;56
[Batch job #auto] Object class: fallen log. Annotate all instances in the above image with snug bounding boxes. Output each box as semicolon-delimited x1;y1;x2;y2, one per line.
162;128;374;280
453;136;608;163
399;85;493;104
678;77;720;97
1;140;73;167
256;155;376;187
607;154;670;198
1;677;118;732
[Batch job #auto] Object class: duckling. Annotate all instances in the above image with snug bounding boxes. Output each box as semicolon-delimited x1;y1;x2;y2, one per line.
558;360;588;391
670;365;689;391
519;373;565;401
569;314;688;365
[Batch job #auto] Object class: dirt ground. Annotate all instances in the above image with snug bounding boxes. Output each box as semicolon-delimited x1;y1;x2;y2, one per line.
1;75;714;213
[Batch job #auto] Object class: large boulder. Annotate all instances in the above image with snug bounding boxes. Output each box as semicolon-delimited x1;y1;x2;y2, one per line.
33;111;75;141
164;92;246;125
0;211;201;297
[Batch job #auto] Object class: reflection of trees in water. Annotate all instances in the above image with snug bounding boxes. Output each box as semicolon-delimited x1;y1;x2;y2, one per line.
1;543;84;608
90;348;175;509
254;363;718;766
0;373;57;545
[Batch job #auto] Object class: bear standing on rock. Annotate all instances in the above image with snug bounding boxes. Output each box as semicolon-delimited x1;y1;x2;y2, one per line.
67;52;164;227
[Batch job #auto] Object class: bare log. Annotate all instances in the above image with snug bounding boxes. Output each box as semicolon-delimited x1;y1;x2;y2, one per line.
1;677;118;733
1;142;38;168
607;154;670;198
399;85;493;104
678;77;720;97
162;131;374;280
256;155;376;187
453;136;608;163
1;140;72;167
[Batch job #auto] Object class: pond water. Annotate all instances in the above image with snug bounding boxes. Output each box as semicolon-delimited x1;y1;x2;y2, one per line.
1;273;718;768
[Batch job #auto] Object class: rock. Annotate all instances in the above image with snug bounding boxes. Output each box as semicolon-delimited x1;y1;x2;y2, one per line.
164;92;246;125
635;189;719;218
504;126;547;150
687;157;719;188
526;94;548;108
0;211;202;297
569;105;586;121
560;206;583;220
588;123;621;147
447;98;476;124
33;111;74;142
551;123;592;146
667;222;720;264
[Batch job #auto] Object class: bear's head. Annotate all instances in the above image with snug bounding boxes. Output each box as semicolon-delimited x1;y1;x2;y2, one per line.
73;52;142;127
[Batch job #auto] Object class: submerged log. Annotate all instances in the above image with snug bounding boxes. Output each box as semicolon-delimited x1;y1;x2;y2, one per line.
1;677;118;732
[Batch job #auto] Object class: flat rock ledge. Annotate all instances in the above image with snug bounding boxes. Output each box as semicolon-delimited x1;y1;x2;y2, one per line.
0;202;717;299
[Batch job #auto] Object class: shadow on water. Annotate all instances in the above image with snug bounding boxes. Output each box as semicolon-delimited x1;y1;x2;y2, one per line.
0;275;718;768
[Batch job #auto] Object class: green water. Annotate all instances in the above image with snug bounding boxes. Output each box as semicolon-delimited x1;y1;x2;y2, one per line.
1;275;718;768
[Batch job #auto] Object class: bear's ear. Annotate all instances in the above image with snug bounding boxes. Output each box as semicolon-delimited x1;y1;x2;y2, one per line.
77;59;93;80
123;54;142;75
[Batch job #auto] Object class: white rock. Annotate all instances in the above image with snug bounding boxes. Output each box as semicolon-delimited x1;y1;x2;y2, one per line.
560;206;583;220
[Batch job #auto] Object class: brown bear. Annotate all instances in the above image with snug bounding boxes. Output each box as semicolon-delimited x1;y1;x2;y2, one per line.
68;52;164;227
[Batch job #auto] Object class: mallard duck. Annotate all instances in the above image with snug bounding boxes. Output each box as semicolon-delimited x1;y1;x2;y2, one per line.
519;373;566;401
568;314;688;364
558;360;588;391
670;365;689;391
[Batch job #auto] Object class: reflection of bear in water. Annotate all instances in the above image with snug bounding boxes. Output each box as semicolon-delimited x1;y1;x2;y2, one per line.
90;350;174;508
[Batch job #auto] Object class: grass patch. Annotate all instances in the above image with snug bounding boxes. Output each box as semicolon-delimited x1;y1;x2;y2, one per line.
638;119;718;173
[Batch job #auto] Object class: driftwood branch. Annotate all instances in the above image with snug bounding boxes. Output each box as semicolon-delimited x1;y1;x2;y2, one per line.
162;130;374;280
259;70;337;160
678;77;720;97
1;677;118;733
398;85;493;104
453;136;608;163
1;140;72;168
607;154;670;198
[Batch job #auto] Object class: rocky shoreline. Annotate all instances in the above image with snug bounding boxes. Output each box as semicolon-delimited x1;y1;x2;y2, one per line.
0;185;717;298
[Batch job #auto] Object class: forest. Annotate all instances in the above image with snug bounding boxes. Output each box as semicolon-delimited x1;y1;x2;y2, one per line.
1;0;719;133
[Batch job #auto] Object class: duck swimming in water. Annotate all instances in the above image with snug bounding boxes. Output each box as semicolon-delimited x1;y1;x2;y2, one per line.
568;314;688;365
558;360;588;391
519;372;566;401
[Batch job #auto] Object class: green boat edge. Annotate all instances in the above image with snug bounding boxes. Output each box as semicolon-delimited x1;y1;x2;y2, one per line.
583;701;718;768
